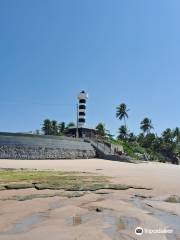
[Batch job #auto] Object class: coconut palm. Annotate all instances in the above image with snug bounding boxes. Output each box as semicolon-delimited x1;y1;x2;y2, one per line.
128;132;137;142
173;127;180;143
96;123;106;137
140;118;153;135
162;128;173;143
106;130;115;141
118;125;128;140
42;119;52;135
51;120;58;135
58;122;66;134
116;103;129;127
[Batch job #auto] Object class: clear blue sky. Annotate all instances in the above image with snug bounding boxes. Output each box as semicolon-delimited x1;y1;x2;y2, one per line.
0;0;179;136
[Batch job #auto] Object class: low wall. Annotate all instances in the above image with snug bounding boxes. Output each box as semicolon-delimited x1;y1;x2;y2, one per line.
0;134;96;159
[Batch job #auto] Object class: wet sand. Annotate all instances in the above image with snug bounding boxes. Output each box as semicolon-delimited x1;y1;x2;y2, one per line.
0;159;180;240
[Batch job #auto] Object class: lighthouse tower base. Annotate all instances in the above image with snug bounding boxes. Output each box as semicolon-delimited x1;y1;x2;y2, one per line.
67;127;96;139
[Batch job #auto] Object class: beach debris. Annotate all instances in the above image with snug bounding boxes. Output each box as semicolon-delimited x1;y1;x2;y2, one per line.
96;208;102;212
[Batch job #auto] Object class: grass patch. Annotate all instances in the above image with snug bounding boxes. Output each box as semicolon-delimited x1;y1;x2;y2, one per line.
0;169;152;193
0;169;91;183
0;169;109;191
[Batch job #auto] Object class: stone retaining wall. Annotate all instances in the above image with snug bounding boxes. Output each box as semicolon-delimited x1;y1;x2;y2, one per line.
0;134;96;159
0;144;96;159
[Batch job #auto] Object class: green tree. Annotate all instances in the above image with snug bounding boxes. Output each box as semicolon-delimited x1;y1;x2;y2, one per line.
162;128;173;143
58;122;66;134
116;103;129;127
173;127;180;143
51;120;58;135
137;133;144;144
140;118;153;135
140;133;156;148
128;132;137;142
106;130;115;141
152;137;163;151
118;125;128;140
42;119;52;135
96;123;106;138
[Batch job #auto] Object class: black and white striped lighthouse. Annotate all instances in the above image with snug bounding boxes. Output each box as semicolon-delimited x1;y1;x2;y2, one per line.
67;90;96;138
77;90;88;128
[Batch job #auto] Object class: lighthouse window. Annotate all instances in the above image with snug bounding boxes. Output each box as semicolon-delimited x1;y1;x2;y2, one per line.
79;99;86;104
79;112;85;116
79;105;86;110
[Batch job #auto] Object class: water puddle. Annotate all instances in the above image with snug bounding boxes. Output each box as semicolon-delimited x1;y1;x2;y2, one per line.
68;208;139;239
104;214;139;239
48;197;78;210
48;199;64;210
67;212;94;226
131;196;180;240
0;212;48;235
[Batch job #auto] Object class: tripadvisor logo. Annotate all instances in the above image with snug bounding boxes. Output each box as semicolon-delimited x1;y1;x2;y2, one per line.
135;226;173;235
135;227;144;235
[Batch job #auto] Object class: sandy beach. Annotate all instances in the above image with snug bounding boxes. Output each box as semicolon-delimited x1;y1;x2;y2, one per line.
0;159;180;240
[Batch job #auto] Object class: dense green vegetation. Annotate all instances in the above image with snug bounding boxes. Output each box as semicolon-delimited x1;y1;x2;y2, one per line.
109;134;179;163
40;103;179;164
42;119;75;135
115;103;179;163
96;103;179;163
95;123;106;137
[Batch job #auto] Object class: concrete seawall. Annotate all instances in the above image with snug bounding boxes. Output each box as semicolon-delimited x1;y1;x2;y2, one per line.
0;134;96;159
0;145;95;159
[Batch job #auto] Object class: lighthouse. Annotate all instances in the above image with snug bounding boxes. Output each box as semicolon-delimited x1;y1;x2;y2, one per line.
67;90;96;138
77;90;88;128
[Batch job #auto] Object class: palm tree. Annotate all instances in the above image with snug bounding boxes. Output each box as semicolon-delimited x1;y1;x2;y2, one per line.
116;103;129;127
128;132;137;142
173;127;180;143
51;120;58;135
58;122;66;134
96;123;106;138
162;128;173;143
140;118;153;135
118;125;128;140
42;119;52;135
106;130;115;141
